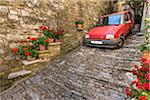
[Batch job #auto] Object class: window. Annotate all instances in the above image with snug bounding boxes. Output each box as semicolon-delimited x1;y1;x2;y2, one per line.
103;14;122;25
124;14;129;22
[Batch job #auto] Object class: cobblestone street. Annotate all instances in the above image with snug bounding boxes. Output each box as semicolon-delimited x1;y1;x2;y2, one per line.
0;34;144;100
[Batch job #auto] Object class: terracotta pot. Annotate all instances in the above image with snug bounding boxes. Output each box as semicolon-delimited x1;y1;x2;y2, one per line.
39;44;46;51
76;24;83;31
142;50;150;60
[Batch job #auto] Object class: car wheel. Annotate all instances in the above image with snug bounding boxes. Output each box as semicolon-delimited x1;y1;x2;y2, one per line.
116;36;124;48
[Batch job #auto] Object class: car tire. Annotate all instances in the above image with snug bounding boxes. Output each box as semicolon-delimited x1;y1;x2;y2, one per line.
116;36;124;49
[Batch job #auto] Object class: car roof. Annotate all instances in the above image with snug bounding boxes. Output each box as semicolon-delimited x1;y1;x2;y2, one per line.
101;11;129;18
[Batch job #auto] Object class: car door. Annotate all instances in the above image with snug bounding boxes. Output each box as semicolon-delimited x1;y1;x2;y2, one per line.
124;13;130;36
127;12;134;29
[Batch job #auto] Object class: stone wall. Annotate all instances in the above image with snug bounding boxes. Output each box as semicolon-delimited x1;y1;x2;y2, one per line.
0;0;116;92
0;0;115;65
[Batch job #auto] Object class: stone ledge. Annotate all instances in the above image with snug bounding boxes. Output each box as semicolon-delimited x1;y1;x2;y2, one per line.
49;42;61;46
8;70;31;79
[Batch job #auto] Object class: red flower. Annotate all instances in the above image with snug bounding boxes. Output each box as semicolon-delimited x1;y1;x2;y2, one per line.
141;58;150;67
57;31;61;35
27;36;31;39
139;72;143;77
45;38;50;43
54;30;57;35
20;40;24;43
12;48;18;53
140;67;145;71
138;96;146;100
137;82;142;90
145;68;150;72
141;58;147;63
131;80;136;85
134;65;139;69
24;48;29;51
143;83;150;90
31;37;36;41
25;51;30;56
132;69;137;75
124;87;132;96
39;26;47;30
61;29;64;33
145;73;150;81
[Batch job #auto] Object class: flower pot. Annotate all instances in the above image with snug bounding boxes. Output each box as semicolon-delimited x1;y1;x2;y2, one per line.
76;24;83;31
39;44;46;51
27;56;36;61
142;50;150;60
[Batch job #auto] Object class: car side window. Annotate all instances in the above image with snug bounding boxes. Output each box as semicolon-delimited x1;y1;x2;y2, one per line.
124;14;129;22
128;12;132;20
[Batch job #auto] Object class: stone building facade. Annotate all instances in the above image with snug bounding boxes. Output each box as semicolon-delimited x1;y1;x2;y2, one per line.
0;0;117;91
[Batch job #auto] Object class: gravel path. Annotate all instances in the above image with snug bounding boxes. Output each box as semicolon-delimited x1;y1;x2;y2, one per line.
0;34;144;100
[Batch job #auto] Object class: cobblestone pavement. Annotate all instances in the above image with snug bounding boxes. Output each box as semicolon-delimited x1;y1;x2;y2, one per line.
0;34;144;100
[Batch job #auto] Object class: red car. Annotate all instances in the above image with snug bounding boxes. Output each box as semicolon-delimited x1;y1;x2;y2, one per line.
83;11;134;48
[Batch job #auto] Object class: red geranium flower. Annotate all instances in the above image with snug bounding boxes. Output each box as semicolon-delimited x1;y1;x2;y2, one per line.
134;65;139;69
143;83;150;90
54;30;57;35
25;51;30;56
137;82;142;90
138;96;146;100
20;40;24;43
31;37;36;41
140;67;145;71
12;48;18;54
24;48;29;51
145;68;150;72
145;73;150;81
61;29;64;33
124;87;132;96
132;69;137;75
57;31;61;35
141;58;147;63
39;26;47;30
27;36;31;39
139;72;143;77
45;38;50;43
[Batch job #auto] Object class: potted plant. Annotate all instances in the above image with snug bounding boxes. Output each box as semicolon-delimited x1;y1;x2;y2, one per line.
75;17;84;31
42;26;64;42
139;44;150;61
17;45;38;60
30;36;50;51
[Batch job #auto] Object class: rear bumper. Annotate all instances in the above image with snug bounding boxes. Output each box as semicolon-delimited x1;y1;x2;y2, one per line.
84;39;120;48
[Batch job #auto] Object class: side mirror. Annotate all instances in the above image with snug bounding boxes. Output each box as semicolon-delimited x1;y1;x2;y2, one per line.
125;20;131;24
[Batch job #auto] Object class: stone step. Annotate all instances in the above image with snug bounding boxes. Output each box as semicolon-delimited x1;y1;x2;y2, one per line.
8;70;31;79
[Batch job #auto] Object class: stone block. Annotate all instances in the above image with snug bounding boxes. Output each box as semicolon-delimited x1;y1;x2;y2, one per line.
22;59;42;66
9;43;19;48
39;53;50;58
10;9;19;15
0;6;9;13
0;48;4;54
21;9;30;16
8;70;31;79
8;14;19;20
